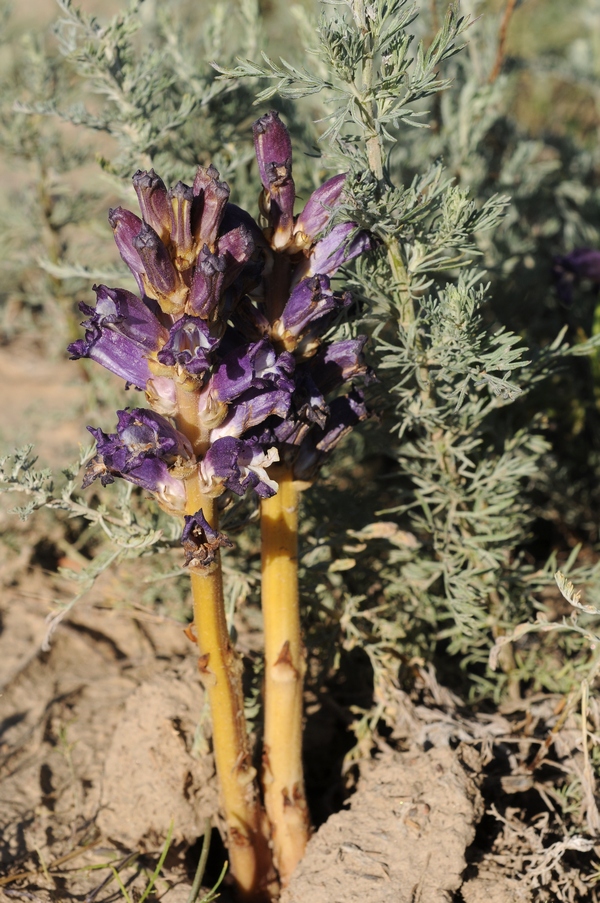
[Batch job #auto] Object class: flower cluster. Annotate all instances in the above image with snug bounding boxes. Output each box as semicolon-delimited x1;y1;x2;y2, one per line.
70;111;374;560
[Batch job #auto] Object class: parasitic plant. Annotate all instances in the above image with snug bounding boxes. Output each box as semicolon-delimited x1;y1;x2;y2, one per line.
69;112;372;900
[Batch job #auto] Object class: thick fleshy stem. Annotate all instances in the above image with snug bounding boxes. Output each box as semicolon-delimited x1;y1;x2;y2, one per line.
260;466;311;885
185;473;275;902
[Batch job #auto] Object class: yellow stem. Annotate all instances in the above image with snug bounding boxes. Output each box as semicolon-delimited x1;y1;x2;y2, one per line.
260;467;311;886
176;382;206;454
186;473;275;902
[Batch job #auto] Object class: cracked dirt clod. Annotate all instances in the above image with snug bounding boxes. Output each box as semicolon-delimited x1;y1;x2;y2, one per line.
282;746;483;903
97;669;218;850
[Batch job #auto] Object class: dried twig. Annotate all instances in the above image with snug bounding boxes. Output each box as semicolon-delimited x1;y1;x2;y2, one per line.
489;0;518;83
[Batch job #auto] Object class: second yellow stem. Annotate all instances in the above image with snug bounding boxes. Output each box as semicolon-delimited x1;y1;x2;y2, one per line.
260;467;311;886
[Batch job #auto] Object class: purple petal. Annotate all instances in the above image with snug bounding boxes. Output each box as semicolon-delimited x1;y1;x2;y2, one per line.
294;223;373;283
292;389;369;481
181;509;233;569
276;275;351;346
252;111;295;249
83;408;191;511
114;408;193;462
209;387;292;440
157;315;220;376
208;338;295;403
132;170;171;244
201;436;279;498
68;285;168;387
108;206;145;293
310;337;374;395
295;173;347;242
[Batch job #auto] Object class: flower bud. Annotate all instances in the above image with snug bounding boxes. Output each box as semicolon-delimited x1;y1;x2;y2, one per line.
132;169;171;244
253;111;295;250
193;164;231;249
133;222;179;299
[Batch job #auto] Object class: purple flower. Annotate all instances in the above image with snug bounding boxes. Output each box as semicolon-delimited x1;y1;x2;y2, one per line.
68;285;168;388
181;509;233;570
310;337;374;395
292;389;369;481
273;275;352;350
208;339;295;403
253;111;295;250
201;436;279;498
293;222;373;284
209;386;292;440
83;408;192;513
553;248;600;305
218;225;257;289
294;173;347;245
157;315;221;376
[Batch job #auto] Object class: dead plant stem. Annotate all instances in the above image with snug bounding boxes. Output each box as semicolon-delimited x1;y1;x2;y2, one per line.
489;0;518;84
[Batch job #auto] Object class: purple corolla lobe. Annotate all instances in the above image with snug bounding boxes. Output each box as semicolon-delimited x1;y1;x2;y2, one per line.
209;386;292;441
293;389;369;481
68;285;168;388
208;339;295;404
293;222;373;284
310;337;374;395
157;315;221;376
294;173;347;244
201;436;279;498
